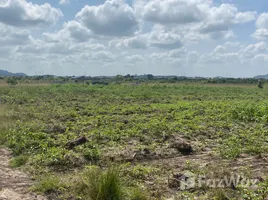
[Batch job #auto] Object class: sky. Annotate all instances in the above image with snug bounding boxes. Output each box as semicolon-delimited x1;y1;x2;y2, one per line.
1;0;268;77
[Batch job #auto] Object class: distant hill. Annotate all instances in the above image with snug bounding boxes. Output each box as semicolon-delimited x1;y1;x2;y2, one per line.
0;69;27;77
254;74;268;79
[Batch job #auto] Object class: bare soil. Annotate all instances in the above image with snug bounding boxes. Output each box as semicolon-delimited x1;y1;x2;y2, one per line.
0;149;46;200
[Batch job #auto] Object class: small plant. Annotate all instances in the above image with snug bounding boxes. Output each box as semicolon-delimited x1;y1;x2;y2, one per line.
218;135;242;159
83;148;101;162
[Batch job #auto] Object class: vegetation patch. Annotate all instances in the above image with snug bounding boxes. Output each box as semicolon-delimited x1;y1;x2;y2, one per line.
1;82;268;199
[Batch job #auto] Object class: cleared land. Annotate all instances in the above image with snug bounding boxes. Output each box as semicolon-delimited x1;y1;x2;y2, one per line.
0;83;268;199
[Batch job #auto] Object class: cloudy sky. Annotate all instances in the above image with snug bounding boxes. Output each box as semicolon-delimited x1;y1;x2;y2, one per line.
1;0;268;77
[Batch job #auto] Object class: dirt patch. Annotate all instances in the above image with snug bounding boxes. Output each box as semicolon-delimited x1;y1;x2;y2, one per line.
0;149;46;200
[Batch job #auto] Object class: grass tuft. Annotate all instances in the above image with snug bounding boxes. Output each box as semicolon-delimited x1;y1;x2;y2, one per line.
75;167;125;200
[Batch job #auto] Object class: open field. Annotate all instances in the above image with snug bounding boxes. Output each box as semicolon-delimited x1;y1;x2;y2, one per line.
1;82;268;199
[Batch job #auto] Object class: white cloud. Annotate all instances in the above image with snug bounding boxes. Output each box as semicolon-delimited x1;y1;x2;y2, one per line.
0;24;32;46
256;13;268;29
76;0;140;37
16;41;79;55
168;48;187;58
59;0;70;5
149;25;183;49
43;21;91;43
253;13;268;40
0;0;63;27
252;29;268;40
109;35;148;49
212;45;227;54
138;1;256;41
91;51;116;62
126;55;144;63
234;11;257;24
196;4;255;39
16;36;106;57
240;42;267;60
148;48;192;64
243;42;267;53
0;0;265;77
140;0;206;24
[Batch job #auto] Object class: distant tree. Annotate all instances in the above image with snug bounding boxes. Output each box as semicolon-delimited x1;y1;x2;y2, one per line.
115;75;123;80
6;77;18;86
124;74;134;81
147;74;154;80
62;77;70;82
258;80;264;88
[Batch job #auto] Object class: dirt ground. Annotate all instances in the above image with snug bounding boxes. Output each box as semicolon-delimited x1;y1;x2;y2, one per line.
0;149;46;200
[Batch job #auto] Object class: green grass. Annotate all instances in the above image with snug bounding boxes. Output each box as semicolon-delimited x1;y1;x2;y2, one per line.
9;154;29;168
32;174;65;194
128;188;149;200
1;82;268;199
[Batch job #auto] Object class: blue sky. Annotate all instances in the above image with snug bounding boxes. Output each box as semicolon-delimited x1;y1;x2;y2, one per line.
1;0;268;77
